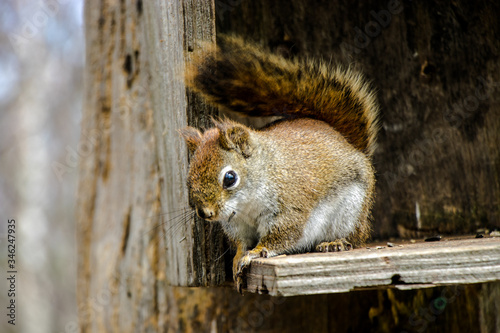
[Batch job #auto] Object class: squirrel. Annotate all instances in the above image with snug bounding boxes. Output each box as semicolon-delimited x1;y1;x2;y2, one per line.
180;35;379;292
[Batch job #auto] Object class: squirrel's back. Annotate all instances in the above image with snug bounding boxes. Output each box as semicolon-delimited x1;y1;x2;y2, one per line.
185;35;379;156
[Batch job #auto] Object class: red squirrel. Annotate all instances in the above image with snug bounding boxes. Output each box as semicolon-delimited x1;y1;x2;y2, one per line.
180;36;379;292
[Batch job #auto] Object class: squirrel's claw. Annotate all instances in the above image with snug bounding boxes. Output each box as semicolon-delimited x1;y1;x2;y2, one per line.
236;275;245;294
316;239;353;252
234;247;269;294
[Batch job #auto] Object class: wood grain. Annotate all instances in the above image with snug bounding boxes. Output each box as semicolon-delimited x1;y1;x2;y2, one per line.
246;237;500;297
217;0;500;240
143;0;224;287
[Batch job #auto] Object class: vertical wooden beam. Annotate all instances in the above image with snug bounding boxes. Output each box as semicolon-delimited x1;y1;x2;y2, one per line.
479;282;500;332
78;0;168;331
78;1;223;331
143;0;225;287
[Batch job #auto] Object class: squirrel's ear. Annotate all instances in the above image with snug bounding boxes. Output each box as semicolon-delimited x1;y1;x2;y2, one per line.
217;123;253;157
179;127;202;154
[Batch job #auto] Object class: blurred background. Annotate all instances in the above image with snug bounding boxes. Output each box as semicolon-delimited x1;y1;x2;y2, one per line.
0;1;84;332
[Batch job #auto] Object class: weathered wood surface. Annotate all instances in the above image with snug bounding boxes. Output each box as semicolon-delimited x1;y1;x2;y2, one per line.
77;1;166;331
217;0;500;239
77;0;221;331
143;0;225;287
246;237;500;296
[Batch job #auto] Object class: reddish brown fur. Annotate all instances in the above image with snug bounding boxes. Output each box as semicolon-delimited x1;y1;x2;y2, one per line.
185;35;379;156
181;36;379;291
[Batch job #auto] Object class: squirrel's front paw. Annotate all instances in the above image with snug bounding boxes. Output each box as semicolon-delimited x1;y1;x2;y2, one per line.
316;239;353;252
234;247;269;294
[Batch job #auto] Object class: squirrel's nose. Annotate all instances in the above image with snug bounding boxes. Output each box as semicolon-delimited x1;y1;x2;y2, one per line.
197;206;215;220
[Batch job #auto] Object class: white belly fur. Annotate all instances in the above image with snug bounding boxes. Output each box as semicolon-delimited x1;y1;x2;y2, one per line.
294;183;366;251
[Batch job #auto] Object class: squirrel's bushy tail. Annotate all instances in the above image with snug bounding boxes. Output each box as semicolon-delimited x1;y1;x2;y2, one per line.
185;35;379;156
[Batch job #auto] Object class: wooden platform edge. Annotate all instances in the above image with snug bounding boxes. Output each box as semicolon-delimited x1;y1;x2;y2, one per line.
245;237;500;297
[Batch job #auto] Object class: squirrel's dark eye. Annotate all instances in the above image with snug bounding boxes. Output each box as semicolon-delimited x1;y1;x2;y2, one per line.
223;170;238;189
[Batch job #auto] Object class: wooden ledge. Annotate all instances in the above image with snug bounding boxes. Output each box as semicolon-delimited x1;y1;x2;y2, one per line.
245;237;500;297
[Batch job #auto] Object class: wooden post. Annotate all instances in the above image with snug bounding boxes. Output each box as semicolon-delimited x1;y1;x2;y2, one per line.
142;0;225;287
77;0;223;331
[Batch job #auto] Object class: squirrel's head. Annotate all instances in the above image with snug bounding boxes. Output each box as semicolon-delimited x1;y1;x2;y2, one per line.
180;120;254;222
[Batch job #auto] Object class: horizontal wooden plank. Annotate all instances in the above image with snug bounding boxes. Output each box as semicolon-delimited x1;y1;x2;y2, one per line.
245;237;500;297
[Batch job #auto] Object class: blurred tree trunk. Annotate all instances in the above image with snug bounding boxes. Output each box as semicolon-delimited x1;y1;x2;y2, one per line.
77;0;500;332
